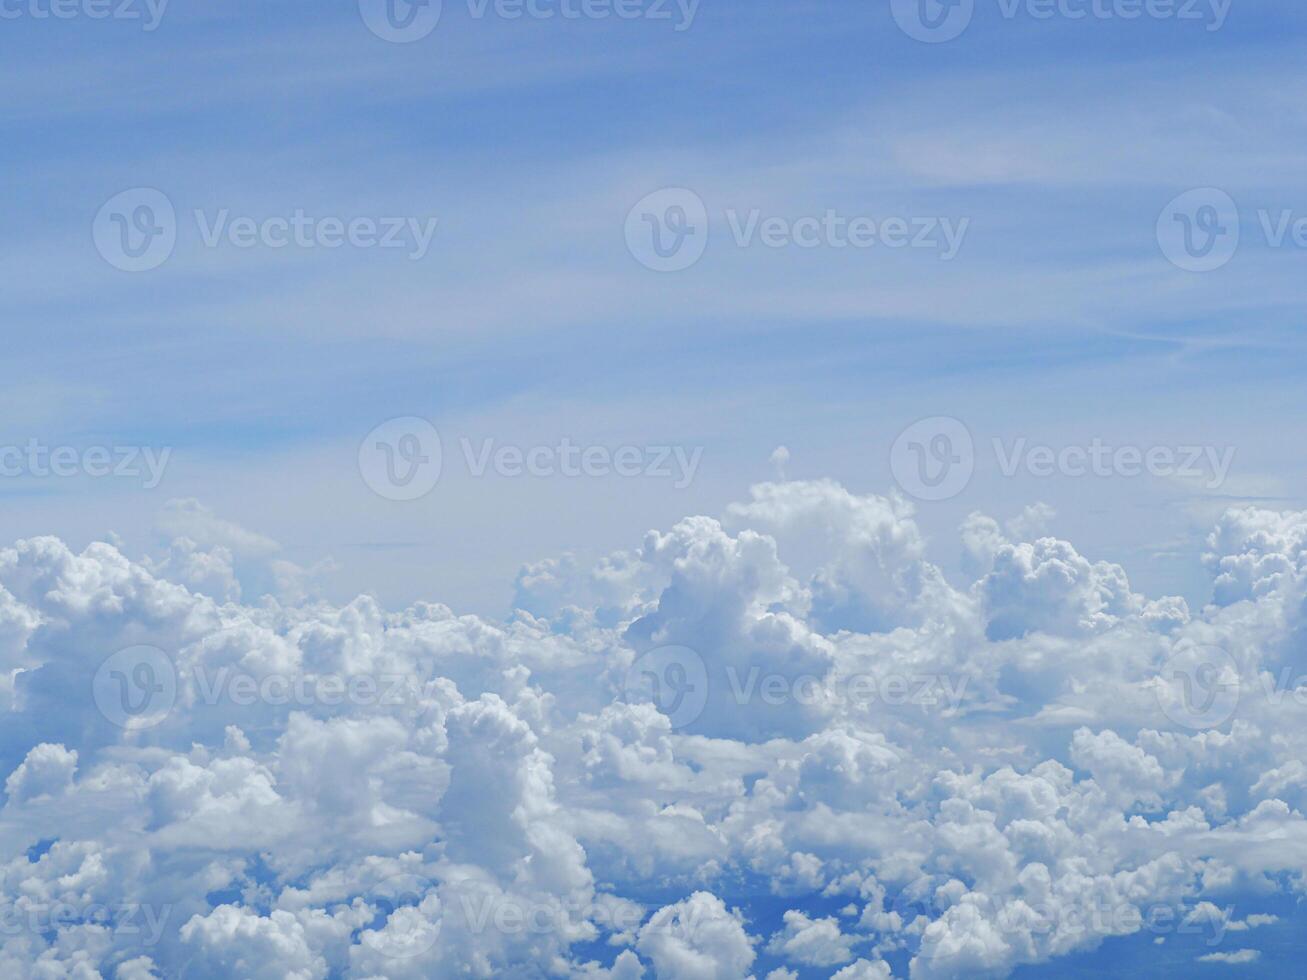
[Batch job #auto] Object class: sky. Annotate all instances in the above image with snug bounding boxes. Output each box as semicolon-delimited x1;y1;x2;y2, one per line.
0;1;1306;978
1;0;1305;615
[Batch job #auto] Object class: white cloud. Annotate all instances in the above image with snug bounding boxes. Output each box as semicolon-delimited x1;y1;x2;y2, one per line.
636;892;755;980
5;742;77;803
0;486;1296;976
180;905;329;980
765;909;857;967
1197;948;1261;965
833;960;894;980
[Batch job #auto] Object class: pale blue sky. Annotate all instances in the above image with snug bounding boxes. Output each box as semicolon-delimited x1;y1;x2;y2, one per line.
2;0;1305;618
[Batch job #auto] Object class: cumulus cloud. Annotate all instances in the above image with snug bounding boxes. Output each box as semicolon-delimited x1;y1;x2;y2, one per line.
832;960;894;980
180;905;329;980
765;909;858;966
4;742;77;803
0;486;1296;976
636;892;755;979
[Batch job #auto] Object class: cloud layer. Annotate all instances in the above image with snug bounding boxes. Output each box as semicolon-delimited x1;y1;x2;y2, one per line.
0;479;1300;977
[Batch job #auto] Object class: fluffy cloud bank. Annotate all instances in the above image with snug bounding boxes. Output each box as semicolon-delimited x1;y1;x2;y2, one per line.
0;480;1299;977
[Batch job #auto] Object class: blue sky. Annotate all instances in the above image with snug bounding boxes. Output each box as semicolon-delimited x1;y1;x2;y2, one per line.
3;0;1307;615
